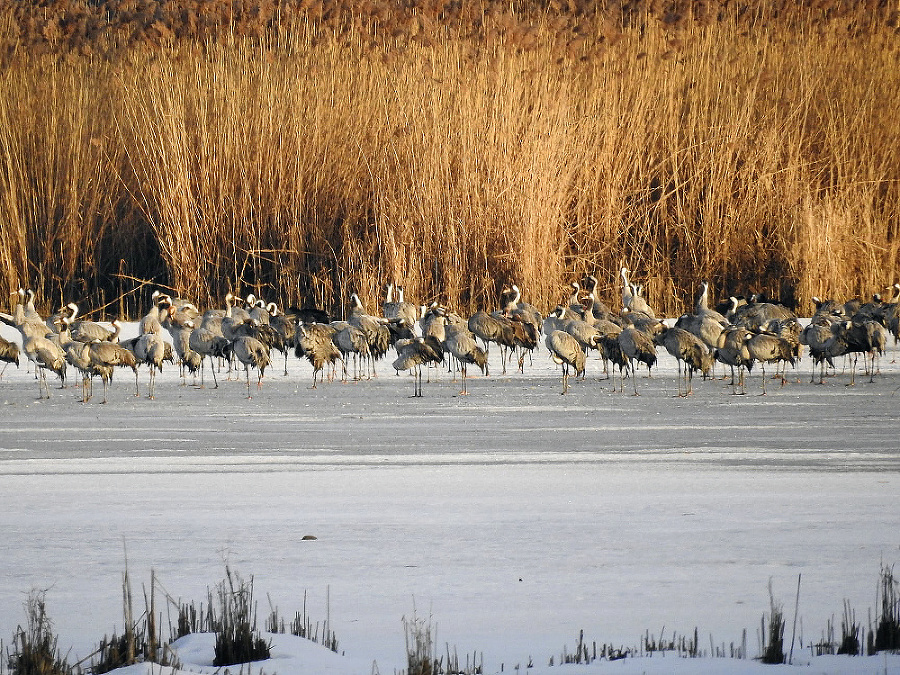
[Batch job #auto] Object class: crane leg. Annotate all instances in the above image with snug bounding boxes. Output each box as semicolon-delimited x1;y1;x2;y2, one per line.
459;364;469;396
37;369;48;399
417;366;423;397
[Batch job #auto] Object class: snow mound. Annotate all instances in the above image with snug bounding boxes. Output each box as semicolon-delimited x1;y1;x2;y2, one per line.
109;633;372;675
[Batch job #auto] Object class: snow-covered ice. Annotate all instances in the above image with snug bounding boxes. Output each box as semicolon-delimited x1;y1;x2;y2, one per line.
0;320;898;674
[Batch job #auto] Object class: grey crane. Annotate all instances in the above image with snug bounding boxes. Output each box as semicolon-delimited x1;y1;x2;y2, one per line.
60;325;94;402
349;293;392;377
560;310;603;359
419;304;446;344
746;331;796;394
0;334;19;378
884;285;900;349
567;281;583;315
166;297;201;327
675;281;728;354
22;333;66;398
584;311;624;379
88;341;139;403
19;289;43;323
764;317;803;381
545;330;587;394
140;293;172;335
547;307;601;378
580;275;614;320
413;305;448;378
729;296;796;331
63;316;139;403
655;326;713;396
218;293;255;378
506;313;539;373
134;332;166;399
693;280;728;323
714;326;753;395
617;326;657;395
199;309;225;333
232;335;270;398
675;311;727;355
4;290;52;341
246;295;271;325
383;284;419;328
391;335;443;397
221;292;250;342
577;295;619;326
502;285;542;370
800;318;838;384
442;315;487;395
64;303;118;342
45;305;73;335
267;303;296;375
163;314;203;385
188;324;229;389
503;285;543;331
825;318;886;385
59;316;103;402
620;268;655;318
229;317;282;352
394;286;420;325
598;333;631;393
296;322;341;388
382;283;399;319
331;322;370;381
542;306;568;335
4;291;58;388
467;310;514;369
810;296;845;318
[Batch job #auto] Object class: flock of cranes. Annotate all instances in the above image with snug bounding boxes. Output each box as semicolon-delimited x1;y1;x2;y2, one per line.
1;271;899;402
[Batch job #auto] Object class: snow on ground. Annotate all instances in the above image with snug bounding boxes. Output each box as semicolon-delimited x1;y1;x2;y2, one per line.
114;632;900;675
0;320;899;675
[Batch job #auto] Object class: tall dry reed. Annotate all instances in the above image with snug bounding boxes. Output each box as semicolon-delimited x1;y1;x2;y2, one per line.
1;2;898;317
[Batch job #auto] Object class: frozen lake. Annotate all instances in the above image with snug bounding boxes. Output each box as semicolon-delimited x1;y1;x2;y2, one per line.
0;321;898;673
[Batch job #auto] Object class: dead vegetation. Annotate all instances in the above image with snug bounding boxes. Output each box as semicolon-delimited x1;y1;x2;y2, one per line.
1;1;899;319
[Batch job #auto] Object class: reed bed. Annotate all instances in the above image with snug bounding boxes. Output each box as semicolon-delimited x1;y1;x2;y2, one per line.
1;1;898;318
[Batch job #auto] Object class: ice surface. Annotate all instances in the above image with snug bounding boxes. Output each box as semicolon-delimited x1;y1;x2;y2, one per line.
0;321;898;674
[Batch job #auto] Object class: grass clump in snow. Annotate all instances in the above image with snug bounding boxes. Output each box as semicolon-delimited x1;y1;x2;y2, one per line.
758;582;785;664
811;600;861;657
837;600;862;656
93;568;181;674
553;629;632;665
266;590;339;653
211;567;271;667
92;631;151;675
403;610;437;675
6;591;73;675
871;563;900;653
170;567;272;664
